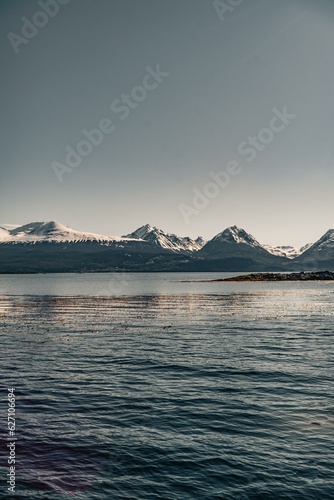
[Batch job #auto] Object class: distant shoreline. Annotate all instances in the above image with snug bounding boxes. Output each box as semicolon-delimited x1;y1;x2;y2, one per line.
199;271;334;282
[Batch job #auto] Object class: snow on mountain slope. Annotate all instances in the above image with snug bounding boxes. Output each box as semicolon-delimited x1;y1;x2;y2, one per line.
264;245;297;259
0;221;323;263
0;224;20;242
124;224;205;253
296;229;334;260
0;221;132;244
290;229;334;268
194;236;207;248
264;243;315;259
198;225;282;261
299;243;313;254
308;229;334;251
210;226;264;248
0;227;9;241
0;220;204;253
264;245;299;259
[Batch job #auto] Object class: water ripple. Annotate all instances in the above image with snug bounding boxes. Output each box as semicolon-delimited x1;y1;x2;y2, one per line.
0;286;334;498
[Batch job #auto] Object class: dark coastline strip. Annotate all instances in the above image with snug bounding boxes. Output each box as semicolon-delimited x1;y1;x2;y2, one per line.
178;271;334;283
220;271;334;282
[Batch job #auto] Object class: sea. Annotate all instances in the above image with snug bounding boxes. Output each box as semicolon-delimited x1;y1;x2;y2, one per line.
0;272;333;499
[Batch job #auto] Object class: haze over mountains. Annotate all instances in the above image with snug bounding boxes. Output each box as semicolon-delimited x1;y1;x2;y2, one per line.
0;221;333;273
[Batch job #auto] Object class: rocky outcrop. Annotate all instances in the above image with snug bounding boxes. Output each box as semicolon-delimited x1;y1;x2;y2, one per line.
216;271;334;282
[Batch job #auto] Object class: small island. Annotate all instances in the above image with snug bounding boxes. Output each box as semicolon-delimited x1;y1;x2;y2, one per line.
213;271;334;282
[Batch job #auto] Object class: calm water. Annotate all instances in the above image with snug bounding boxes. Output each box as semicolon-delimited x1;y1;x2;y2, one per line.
0;273;334;499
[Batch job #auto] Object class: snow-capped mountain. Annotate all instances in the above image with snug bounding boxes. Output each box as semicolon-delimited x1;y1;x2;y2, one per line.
124;224;206;253
198;225;287;269
215;226;263;247
0;220;193;273
0;221;207;273
0;221;206;253
263;243;312;259
0;221;132;245
295;229;334;267
1;220;334;273
306;229;334;253
200;226;268;255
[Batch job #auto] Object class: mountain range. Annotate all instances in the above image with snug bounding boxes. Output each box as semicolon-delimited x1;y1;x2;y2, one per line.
124;224;205;253
0;220;333;273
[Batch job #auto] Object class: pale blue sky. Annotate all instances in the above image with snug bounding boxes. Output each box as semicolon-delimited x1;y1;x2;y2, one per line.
1;0;334;246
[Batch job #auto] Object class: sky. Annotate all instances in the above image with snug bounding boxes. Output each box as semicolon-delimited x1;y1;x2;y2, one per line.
1;0;334;247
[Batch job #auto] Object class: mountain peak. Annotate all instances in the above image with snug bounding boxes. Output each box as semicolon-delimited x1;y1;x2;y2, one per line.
228;225;243;232
10;221;70;237
213;225;262;248
297;228;334;260
198;225;277;261
1;220;124;244
124;224;156;240
124;225;205;253
139;223;154;230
